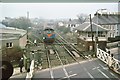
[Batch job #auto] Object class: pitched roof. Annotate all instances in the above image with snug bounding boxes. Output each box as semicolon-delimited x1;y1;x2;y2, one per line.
93;13;120;25
75;22;108;32
1;33;21;40
75;22;89;30
67;19;82;24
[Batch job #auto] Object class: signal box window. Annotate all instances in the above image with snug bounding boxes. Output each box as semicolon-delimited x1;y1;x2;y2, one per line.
6;42;13;48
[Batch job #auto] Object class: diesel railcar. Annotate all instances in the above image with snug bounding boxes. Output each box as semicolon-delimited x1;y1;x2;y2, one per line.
43;27;55;44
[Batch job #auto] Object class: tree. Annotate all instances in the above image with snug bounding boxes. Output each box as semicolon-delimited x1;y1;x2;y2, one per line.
55;26;70;34
2;20;9;27
1;17;12;27
77;13;89;24
2;47;24;63
2;17;34;30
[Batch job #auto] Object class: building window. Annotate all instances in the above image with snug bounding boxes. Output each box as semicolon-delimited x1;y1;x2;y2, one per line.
117;32;119;35
109;25;111;30
68;24;70;27
113;26;114;30
74;24;76;27
98;32;105;37
110;33;112;37
6;42;13;48
113;33;114;37
88;32;94;37
71;24;74;27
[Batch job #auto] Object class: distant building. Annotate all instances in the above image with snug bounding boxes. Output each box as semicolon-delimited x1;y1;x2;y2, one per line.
0;23;27;49
75;22;108;51
57;22;64;27
66;19;82;32
93;12;120;38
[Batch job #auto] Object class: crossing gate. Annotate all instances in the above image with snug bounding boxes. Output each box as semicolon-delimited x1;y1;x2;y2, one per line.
97;48;120;74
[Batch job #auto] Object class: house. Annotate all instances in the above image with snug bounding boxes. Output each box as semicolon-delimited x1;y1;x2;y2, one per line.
57;21;65;27
93;12;120;38
75;22;108;51
0;23;27;49
66;19;82;32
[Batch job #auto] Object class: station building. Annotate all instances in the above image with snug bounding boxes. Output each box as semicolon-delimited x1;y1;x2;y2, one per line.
0;23;27;49
75;22;108;51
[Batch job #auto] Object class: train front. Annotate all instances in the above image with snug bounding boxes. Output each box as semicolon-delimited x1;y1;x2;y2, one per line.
43;28;55;44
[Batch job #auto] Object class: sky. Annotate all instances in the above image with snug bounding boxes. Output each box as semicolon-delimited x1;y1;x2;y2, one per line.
0;3;119;20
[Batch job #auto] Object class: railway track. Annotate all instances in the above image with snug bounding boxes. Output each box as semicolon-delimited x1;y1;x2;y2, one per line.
44;44;72;79
55;32;87;60
43;33;90;79
28;30;120;79
29;30;88;69
28;30;43;44
44;44;54;79
55;38;85;63
40;31;88;69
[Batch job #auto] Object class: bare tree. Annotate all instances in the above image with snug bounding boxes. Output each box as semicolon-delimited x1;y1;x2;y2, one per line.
77;13;89;23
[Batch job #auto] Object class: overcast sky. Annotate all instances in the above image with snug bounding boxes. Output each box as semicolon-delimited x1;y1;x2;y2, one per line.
0;3;118;20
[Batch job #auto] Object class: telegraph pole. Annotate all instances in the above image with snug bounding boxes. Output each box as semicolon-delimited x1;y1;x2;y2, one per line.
27;11;29;19
90;14;94;51
118;1;120;61
26;11;30;71
27;11;29;40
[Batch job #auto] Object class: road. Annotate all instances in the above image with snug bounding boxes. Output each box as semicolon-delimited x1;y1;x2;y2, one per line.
33;58;120;80
10;58;120;80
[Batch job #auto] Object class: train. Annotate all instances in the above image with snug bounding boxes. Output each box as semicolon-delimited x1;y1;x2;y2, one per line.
43;27;55;44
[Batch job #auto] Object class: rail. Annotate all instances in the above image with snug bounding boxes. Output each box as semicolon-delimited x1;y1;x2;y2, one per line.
97;48;120;74
56;32;86;59
44;44;54;79
54;46;70;79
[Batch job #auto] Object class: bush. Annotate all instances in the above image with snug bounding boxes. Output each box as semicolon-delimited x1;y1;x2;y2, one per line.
2;47;24;63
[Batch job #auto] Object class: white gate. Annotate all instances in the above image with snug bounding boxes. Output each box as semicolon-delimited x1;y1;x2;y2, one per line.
97;48;120;75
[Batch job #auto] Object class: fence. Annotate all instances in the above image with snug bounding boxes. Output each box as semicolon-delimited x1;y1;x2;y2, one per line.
97;48;120;74
26;60;35;79
23;54;35;79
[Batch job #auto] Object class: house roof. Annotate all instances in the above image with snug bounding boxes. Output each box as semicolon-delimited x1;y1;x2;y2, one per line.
0;23;27;41
75;22;108;32
0;28;27;36
67;19;82;24
0;33;21;40
93;12;120;25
